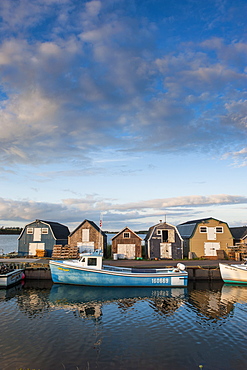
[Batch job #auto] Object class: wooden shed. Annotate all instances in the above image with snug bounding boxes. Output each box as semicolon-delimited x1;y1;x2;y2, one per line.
145;221;183;259
230;226;247;246
111;227;142;259
18;219;70;257
177;217;233;259
68;219;107;257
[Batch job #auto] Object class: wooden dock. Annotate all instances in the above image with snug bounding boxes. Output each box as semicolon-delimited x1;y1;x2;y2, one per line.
0;257;233;281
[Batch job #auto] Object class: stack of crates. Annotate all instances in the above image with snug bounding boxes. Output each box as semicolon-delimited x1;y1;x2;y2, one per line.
68;246;79;259
51;245;63;258
52;245;79;259
36;249;47;257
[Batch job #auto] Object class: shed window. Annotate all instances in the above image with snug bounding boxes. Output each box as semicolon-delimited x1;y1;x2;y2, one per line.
41;228;48;234
123;232;130;238
27;228;33;234
216;227;223;233
88;258;97;266
162;230;169;242
82;229;90;242
157;230;162;235
200;227;207;233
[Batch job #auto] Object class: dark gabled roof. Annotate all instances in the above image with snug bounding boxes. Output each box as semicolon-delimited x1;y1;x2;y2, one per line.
18;220;70;240
112;227;142;240
42;220;70;239
69;219;107;237
177;217;228;239
230;226;247;239
145;222;171;241
145;221;182;241
178;217;225;226
145;225;155;241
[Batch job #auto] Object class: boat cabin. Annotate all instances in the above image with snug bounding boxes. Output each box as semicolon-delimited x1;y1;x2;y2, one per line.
78;250;103;270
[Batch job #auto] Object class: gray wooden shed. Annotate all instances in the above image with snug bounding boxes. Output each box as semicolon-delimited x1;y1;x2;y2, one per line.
145;221;183;259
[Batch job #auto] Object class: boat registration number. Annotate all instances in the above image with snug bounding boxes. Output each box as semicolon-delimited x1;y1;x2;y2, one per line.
152;278;169;284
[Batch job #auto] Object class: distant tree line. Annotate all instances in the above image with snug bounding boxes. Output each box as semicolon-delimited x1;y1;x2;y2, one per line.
0;227;23;235
104;230;148;234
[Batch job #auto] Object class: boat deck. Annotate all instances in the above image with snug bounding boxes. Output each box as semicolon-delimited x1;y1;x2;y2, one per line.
104;265;178;274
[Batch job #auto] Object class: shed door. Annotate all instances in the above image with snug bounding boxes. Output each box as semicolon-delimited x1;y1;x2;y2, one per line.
207;227;216;240
33;228;42;241
160;243;172;258
204;242;220;256
29;243;45;255
82;229;90;242
117;244;135;259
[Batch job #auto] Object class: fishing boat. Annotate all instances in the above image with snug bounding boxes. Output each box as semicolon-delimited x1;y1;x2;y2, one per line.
49;250;188;287
219;262;247;284
0;266;25;287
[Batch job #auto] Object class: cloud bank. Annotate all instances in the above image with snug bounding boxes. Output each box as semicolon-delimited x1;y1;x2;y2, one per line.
0;0;246;167
0;194;246;230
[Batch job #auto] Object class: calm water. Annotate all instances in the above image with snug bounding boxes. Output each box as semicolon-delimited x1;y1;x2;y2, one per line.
1;280;247;370
0;234;18;254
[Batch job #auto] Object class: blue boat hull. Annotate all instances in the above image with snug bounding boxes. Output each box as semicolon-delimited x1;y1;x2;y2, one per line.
49;261;188;287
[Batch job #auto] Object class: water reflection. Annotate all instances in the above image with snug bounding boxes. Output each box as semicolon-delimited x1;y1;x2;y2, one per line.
15;280;52;318
49;284;187;319
0;282;23;301
3;281;247;322
1;282;247;369
221;284;247;304
187;281;235;322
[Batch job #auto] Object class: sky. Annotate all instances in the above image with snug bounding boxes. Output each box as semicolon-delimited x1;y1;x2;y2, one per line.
0;0;247;232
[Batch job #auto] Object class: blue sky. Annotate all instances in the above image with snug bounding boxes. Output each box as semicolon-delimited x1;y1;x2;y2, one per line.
0;0;247;231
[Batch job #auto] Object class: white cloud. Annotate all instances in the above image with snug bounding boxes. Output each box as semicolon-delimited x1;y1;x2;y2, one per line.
0;194;246;229
0;1;246;169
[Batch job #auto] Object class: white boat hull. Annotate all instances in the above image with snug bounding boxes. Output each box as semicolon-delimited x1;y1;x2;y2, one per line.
219;263;247;284
0;269;24;287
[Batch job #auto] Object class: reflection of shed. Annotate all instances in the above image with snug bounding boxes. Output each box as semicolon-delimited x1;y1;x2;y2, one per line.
145;221;183;259
18;219;70;257
68;220;107;256
177;217;233;258
111;227;142;259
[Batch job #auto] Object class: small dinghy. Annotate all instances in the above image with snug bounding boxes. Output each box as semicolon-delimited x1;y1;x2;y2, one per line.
0;265;25;287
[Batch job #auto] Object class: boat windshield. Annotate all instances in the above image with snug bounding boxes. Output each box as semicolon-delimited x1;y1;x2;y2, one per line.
88;258;97;266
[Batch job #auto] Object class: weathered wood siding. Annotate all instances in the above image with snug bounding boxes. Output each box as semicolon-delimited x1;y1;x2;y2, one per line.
146;223;183;259
68;220;107;255
112;228;142;258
